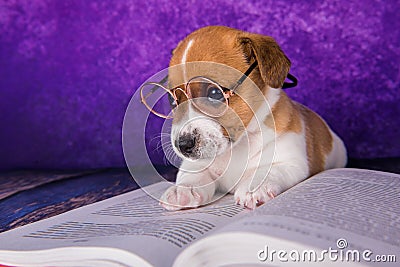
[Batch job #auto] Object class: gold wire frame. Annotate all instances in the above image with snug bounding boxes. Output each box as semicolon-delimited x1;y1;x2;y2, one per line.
140;77;234;119
140;82;175;119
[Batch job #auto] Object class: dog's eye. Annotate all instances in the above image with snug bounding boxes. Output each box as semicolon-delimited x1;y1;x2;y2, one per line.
207;86;224;102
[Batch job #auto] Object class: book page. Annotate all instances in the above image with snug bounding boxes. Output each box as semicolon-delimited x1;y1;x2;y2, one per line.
248;168;400;246
175;168;400;266
0;181;248;267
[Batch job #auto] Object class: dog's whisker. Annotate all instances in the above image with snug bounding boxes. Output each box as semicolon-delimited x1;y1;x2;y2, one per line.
155;140;165;152
152;133;173;152
148;134;163;142
159;140;178;165
159;143;172;153
149;136;165;152
165;148;176;160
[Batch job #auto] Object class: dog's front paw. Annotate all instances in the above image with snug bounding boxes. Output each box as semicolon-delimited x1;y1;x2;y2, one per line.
234;182;282;210
160;185;204;211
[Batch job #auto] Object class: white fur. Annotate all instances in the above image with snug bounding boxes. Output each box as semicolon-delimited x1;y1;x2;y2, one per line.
181;39;194;81
181;39;193;64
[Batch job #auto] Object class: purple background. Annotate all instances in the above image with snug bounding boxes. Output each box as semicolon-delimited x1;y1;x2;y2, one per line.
0;0;399;170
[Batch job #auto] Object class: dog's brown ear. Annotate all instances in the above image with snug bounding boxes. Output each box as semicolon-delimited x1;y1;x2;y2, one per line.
239;34;291;88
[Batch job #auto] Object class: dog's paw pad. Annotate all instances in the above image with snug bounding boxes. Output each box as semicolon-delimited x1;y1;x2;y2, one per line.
160;185;203;211
244;190;269;210
234;183;282;210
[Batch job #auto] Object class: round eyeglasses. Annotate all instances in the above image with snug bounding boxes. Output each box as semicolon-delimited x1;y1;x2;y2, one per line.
140;61;259;119
140;76;236;119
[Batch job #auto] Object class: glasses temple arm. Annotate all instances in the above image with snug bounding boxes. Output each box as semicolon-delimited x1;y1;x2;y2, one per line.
151;74;169;93
230;61;259;93
282;73;298;89
230;60;298;91
141;74;170;101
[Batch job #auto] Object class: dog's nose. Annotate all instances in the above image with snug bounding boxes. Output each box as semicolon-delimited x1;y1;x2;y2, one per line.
177;134;196;154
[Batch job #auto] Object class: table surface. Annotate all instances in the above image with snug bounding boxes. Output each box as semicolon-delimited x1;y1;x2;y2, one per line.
0;166;178;233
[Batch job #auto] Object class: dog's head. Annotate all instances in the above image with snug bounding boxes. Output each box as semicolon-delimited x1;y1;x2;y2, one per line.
168;26;291;161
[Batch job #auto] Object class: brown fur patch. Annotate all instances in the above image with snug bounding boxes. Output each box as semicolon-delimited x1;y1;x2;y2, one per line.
239;34;291;89
264;91;333;176
264;91;302;134
299;104;333;176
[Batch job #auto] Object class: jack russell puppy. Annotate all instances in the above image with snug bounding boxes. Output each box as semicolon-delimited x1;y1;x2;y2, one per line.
158;26;347;210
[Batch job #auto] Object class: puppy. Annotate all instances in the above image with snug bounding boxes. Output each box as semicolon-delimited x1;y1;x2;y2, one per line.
159;26;347;210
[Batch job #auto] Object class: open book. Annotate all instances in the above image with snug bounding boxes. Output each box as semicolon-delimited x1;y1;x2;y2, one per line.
0;168;398;266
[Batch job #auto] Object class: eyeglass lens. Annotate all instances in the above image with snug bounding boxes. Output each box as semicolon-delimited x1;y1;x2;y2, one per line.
187;77;228;117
